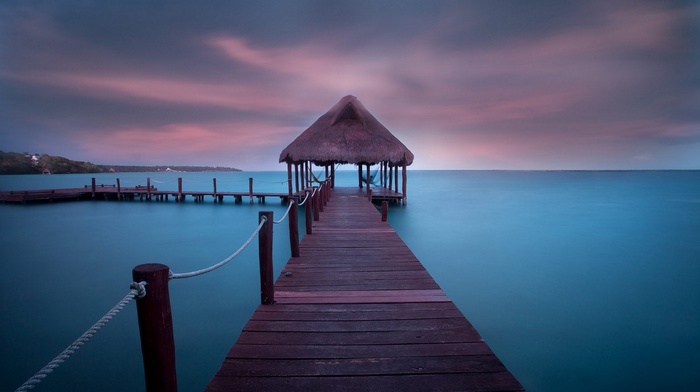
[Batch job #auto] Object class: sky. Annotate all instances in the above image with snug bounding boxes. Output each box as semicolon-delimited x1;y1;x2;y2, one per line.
1;0;698;171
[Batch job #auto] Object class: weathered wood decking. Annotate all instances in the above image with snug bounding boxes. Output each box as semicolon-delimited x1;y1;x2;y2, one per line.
206;188;523;391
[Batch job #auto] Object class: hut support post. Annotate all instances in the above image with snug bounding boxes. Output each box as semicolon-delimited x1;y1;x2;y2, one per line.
394;165;399;193
388;164;393;190
402;160;407;204
132;263;178;392
366;164;371;201
331;163;335;188
286;163;293;199
258;211;274;305
358;165;363;189
294;164;300;194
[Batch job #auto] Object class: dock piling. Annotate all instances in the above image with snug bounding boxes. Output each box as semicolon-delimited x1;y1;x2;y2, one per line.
132;263;177;392
258;211;274;305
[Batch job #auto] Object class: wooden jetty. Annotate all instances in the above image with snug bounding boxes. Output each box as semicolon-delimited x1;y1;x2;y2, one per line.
205;188;523;391
0;177;406;205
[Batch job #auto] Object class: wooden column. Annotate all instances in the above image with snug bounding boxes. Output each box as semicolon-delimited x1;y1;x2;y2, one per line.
304;190;312;235
358;165;363;189
132;263;178;392
289;201;299;257
294;163;300;193
117;178;121;200
331;163;335;188
258;211;274;305
286;163;293;199
248;177;253;204
381;201;388;221
178;177;183;202
147;177;151;201
394;165;399;193
402;160;407;204
313;186;320;221
91;177;96;198
213;178;217;202
366;164;371;201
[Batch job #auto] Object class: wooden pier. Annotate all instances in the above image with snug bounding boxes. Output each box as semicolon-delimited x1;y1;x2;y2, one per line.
205;188;523;391
0;177;406;205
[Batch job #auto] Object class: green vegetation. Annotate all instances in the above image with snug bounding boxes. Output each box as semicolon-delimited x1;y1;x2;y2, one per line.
0;151;241;174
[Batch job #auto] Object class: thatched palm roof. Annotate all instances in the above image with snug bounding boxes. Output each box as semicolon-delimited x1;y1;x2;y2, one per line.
279;95;414;166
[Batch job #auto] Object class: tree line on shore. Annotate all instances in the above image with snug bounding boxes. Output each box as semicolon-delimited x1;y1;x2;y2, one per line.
0;151;241;174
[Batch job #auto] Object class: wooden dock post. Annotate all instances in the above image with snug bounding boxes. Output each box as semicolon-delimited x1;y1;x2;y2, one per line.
313;186;320;221
177;178;183;202
116;178;121;200
91;178;96;198
381;201;388;221
147;178;152;201
289;201;300;257
132;263;177;392
305;190;312;235
249;177;254;204
213;178;217;202
258;211;274;305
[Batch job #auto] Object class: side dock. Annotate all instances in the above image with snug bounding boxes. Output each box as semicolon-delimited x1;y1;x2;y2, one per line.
206;188;524;391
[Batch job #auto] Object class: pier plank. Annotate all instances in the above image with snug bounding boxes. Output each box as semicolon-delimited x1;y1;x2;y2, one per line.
205;187;523;391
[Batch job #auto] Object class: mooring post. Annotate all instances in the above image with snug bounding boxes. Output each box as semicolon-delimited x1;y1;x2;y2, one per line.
132;263;177;392
318;184;324;213
147;178;152;201
382;201;388;222
116;178;121;200
289;201;300;257
258;211;274;305
91;178;96;198
249;177;254;204
177;178;183;202
213;178;217;202
313;186;320;221
305;190;312;235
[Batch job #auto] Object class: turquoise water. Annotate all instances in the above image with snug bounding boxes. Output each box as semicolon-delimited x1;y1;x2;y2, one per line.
1;171;699;391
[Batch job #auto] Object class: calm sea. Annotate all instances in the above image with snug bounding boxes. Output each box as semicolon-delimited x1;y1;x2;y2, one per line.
1;170;698;391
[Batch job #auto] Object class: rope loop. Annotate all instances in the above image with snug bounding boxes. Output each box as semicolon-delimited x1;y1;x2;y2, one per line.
130;281;147;299
297;191;311;206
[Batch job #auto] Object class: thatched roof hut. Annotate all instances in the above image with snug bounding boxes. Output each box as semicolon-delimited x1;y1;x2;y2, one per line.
279;95;413;166
279;95;413;203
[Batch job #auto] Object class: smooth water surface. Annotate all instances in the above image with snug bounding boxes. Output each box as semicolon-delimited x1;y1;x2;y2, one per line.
1;170;699;391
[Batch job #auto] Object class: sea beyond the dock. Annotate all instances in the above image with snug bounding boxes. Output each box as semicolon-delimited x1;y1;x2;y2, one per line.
1;170;699;391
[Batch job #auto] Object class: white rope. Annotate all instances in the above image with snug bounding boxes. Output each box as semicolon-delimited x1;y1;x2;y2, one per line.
169;217;268;279
273;200;295;224
297;191;311;206
15;282;147;392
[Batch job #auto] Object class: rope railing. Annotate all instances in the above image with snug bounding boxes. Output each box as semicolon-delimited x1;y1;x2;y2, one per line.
297;190;311;206
15;183;327;391
273;200;295;224
15;282;147;392
169;217;268;280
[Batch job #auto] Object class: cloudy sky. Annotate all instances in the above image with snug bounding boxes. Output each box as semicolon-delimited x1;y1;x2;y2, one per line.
1;0;698;170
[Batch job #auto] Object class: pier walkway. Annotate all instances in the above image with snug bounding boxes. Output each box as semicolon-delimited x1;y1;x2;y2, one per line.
205;188;523;391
